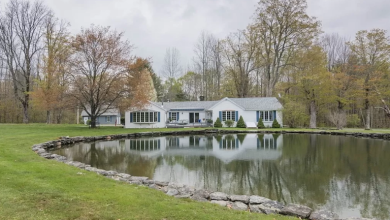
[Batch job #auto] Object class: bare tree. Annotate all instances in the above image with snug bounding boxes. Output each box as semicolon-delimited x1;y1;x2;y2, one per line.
320;33;350;72
162;47;181;79
222;29;258;98
0;0;49;123
69;25;133;128
194;31;211;100
208;35;223;100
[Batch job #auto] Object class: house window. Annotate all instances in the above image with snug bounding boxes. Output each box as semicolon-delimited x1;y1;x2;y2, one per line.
170;112;177;121
222;111;236;121
258;111;275;122
106;116;111;122
132;111;158;123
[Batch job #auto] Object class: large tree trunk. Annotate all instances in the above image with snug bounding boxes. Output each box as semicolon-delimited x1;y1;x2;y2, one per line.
56;109;63;124
309;100;317;129
90;115;97;128
46;110;51;124
263;75;273;97
365;102;371;130
364;89;371;130
22;96;29;124
337;101;346;130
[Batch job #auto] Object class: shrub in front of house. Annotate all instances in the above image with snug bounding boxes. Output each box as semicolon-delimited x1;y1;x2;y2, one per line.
224;120;234;128
214;117;222;127
236;116;246;128
272;119;281;128
257;118;265;129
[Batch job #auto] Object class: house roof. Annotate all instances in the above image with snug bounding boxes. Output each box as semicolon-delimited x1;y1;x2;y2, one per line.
229;97;283;111
152;100;218;111
81;108;120;117
152;97;282;111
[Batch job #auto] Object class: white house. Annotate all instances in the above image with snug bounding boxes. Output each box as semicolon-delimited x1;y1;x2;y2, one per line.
124;97;283;128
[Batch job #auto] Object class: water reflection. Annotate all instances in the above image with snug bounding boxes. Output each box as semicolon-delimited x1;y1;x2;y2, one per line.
52;133;390;219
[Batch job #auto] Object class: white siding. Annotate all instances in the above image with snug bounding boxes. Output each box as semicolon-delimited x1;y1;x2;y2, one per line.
209;99;243;127
210;98;283;128
125;103;166;128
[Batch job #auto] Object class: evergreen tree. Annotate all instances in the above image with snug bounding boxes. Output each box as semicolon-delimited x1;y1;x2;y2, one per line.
272;119;281;128
214;117;222;128
236;116;246;128
257;118;265;129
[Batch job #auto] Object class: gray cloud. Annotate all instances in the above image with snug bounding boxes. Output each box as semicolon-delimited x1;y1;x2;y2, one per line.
42;0;390;75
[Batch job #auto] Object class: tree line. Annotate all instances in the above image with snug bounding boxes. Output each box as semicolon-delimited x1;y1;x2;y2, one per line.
1;0;390;129
0;0;156;127
159;0;390;129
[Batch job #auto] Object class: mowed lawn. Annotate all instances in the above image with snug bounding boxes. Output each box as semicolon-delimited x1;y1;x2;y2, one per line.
0;124;300;220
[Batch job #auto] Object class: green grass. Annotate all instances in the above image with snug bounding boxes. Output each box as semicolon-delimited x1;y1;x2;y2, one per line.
1;124;388;220
0;124;300;220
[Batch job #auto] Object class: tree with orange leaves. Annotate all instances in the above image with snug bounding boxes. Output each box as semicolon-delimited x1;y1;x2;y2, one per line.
119;58;156;111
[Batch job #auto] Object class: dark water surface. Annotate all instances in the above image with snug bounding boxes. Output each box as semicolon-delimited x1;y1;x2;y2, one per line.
52;133;390;219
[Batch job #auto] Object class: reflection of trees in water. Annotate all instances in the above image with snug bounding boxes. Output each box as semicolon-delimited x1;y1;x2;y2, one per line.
276;134;390;219
164;134;390;219
57;140;158;178
236;134;246;145
54;134;390;219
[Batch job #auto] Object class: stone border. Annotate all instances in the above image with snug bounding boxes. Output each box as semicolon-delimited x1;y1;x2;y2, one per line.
31;129;381;220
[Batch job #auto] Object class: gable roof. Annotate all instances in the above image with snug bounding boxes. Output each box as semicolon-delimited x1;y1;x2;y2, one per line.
151;97;282;111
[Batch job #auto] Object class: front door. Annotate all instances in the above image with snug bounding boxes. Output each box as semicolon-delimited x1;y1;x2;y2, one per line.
189;112;200;123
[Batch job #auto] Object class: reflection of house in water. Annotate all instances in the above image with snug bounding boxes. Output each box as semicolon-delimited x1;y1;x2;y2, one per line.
124;134;283;163
127;139;161;151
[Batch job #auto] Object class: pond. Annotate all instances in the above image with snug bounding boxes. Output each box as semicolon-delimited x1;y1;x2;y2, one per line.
51;133;390;219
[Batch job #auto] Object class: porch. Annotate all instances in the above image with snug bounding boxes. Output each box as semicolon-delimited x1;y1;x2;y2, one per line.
166;120;213;128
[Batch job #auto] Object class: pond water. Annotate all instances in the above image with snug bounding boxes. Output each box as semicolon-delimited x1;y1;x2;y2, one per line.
52;133;390;219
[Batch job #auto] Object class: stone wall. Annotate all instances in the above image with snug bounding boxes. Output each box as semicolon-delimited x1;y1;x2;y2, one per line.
32;129;381;220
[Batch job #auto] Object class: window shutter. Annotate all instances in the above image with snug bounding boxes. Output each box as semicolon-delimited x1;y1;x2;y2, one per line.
130;112;133;122
274;111;276;121
219;111;222;121
257;138;260;149
177;112;179;120
169;112;171;119
235;138;239;149
158;112;160;122
235;111;238;122
256;111;259;122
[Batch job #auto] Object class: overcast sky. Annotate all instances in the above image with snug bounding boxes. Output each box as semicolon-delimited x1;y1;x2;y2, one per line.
41;0;390;77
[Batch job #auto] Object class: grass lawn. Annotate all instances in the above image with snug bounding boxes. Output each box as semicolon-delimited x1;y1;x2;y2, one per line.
1;124;387;220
